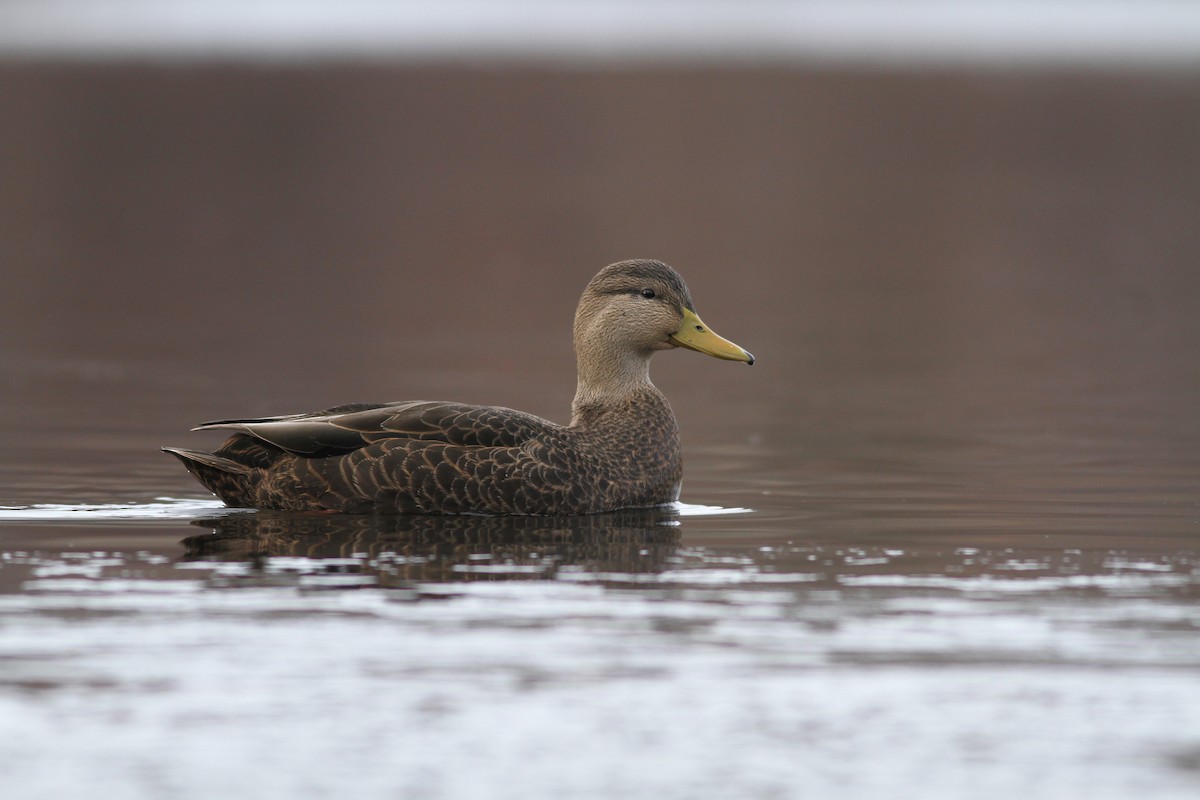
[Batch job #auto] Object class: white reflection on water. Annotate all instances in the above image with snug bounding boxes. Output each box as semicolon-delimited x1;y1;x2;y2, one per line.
0;570;1198;800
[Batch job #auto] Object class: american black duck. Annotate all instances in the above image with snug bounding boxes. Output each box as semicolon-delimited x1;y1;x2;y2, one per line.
164;259;753;514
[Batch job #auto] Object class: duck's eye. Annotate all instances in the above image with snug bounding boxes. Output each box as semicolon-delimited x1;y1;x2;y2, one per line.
640;288;656;299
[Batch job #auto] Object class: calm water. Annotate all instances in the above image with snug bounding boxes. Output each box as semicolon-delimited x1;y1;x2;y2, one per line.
1;64;1198;799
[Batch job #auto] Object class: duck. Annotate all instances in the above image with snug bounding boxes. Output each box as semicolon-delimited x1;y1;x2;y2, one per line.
164;259;754;515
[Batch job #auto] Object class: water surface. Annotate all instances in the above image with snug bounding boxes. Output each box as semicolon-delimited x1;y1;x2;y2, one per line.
1;63;1198;799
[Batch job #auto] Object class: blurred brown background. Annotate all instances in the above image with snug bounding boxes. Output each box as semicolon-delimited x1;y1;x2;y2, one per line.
1;62;1198;507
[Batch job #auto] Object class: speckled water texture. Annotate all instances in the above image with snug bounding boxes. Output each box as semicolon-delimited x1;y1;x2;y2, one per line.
1;499;1198;800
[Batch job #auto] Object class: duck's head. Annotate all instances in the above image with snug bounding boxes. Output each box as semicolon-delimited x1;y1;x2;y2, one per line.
573;259;755;369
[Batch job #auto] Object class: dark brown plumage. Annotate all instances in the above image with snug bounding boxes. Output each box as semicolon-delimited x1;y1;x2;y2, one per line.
164;259;753;515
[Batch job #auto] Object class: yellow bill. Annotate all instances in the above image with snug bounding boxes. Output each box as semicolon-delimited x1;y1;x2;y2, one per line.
669;308;755;364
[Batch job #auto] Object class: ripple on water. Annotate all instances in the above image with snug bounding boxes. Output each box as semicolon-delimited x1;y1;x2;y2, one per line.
0;498;752;522
0;497;233;521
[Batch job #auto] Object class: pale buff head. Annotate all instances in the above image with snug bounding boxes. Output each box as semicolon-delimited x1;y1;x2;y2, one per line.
573;259;696;360
571;259;753;412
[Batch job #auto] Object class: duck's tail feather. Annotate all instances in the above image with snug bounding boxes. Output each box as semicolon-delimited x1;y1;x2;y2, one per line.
162;446;259;507
162;447;252;475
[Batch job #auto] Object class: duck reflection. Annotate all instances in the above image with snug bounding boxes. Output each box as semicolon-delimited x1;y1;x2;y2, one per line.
182;507;682;585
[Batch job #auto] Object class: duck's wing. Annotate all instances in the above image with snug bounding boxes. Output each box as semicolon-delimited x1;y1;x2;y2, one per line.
193;401;562;457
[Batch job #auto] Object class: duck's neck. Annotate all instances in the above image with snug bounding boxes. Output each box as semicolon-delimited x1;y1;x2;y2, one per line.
570;348;659;426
